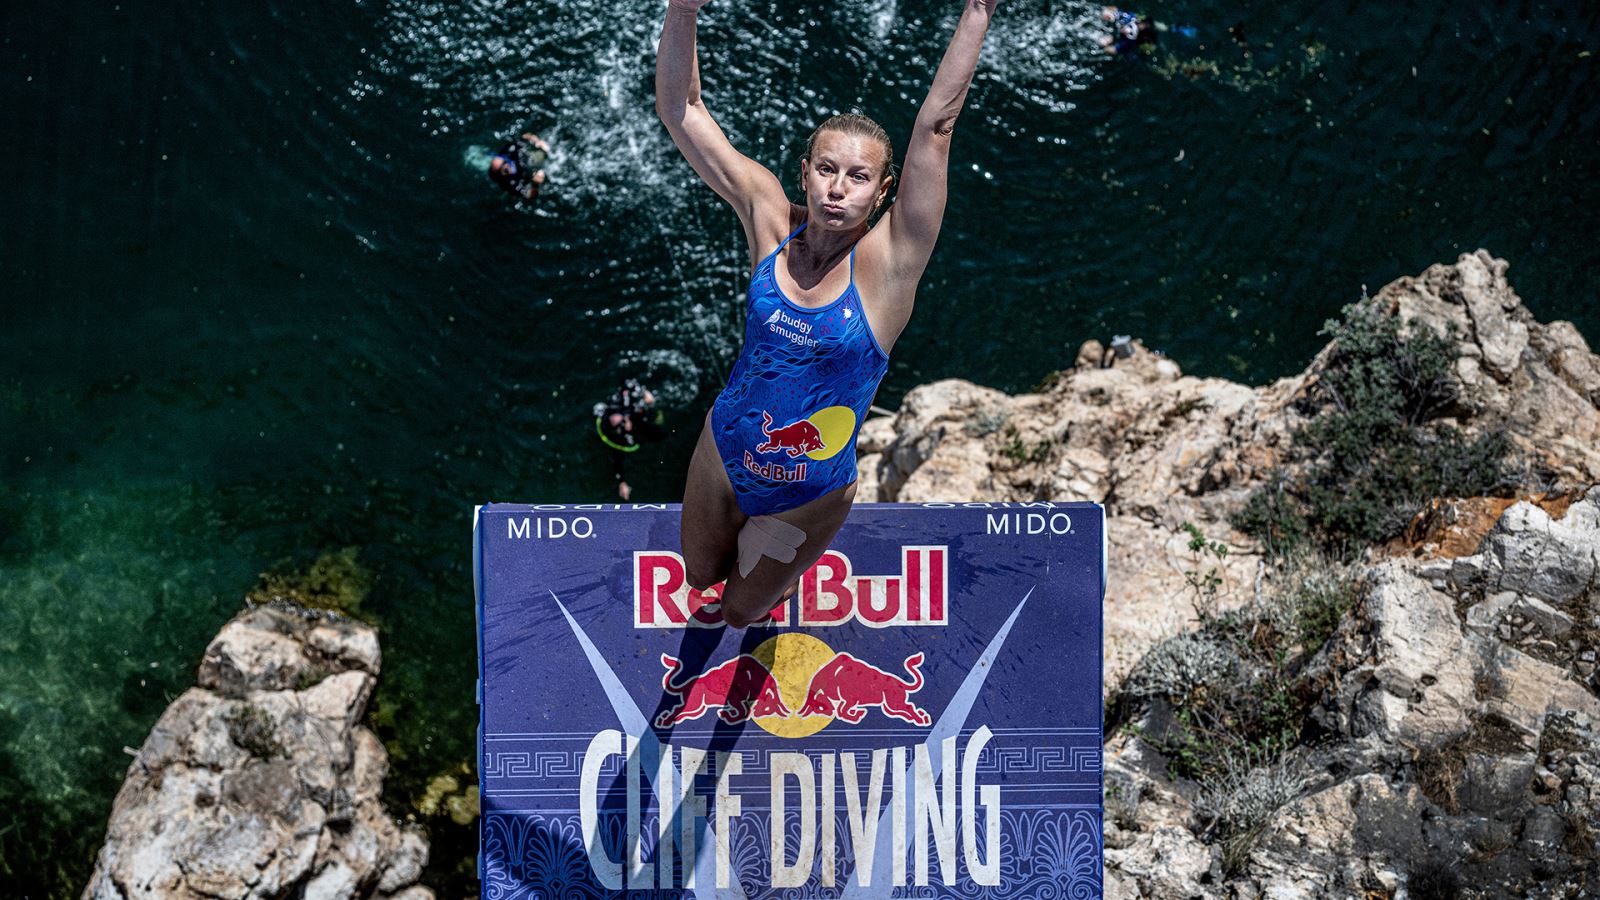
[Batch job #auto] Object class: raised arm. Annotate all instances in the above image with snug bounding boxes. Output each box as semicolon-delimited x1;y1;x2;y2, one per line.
655;0;787;237
883;0;998;278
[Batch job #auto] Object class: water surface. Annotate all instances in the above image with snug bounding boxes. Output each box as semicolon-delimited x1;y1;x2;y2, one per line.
2;0;1596;892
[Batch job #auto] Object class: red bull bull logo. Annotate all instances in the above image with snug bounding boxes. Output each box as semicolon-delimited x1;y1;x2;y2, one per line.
653;644;930;732
756;410;826;457
798;651;931;726
744;406;857;484
634;547;947;628
654;653;791;727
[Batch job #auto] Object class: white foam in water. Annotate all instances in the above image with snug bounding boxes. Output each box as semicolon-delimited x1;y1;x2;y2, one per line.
462;144;496;172
865;0;898;43
371;0;747;368
369;0;1102;382
980;1;1104;113
614;347;702;408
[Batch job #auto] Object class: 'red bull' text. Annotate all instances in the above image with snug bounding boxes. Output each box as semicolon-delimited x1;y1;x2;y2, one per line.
743;450;808;482
634;547;949;628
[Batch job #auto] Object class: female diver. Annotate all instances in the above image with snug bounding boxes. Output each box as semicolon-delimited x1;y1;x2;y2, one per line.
657;0;1000;627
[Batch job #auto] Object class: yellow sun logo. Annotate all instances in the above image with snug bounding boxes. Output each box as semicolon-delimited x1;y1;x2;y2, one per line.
751;633;836;738
801;406;856;461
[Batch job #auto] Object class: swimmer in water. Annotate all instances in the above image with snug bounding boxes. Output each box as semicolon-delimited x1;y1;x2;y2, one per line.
489;132;551;200
593;378;665;501
656;0;1002;627
1099;6;1154;55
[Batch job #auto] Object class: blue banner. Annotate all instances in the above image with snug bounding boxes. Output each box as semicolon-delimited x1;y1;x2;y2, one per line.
476;502;1104;898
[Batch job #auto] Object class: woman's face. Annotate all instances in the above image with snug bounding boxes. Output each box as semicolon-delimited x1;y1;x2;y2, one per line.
800;130;892;231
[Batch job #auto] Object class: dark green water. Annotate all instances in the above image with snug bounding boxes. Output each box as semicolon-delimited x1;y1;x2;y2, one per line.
2;0;1596;893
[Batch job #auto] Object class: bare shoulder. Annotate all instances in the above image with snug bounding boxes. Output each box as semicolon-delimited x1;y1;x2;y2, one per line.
853;211;922;353
743;201;807;269
857;211;921;306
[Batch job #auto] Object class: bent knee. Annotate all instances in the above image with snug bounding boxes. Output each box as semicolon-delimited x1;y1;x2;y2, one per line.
718;589;779;630
685;563;725;593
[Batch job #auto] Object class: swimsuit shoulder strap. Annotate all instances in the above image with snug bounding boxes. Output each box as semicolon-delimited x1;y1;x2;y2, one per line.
757;221;808;272
777;222;807;251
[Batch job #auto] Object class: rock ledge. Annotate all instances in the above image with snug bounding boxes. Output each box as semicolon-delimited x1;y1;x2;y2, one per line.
83;601;432;900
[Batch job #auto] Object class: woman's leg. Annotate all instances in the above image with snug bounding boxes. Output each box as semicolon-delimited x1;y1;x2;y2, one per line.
719;480;857;628
680;413;746;591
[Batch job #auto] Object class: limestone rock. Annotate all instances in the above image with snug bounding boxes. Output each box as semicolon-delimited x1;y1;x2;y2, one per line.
83;602;431;900
1306;565;1478;748
1382;251;1600;481
1445;487;1600;607
1246;774;1435;897
852;251;1600;897
1103;825;1215;898
856;413;895;455
859;252;1600;700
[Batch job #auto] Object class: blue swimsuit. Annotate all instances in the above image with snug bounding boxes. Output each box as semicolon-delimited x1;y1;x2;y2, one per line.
711;223;890;517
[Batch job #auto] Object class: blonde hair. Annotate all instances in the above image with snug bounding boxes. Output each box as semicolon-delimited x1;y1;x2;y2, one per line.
804;113;895;183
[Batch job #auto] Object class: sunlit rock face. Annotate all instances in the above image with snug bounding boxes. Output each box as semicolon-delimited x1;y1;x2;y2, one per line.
82;602;431;900
862;249;1600;699
861;251;1600;897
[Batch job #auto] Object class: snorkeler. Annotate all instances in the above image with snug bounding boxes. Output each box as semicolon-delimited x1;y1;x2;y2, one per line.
593;378;665;501
656;0;1001;627
1099;6;1154;55
488;132;551;200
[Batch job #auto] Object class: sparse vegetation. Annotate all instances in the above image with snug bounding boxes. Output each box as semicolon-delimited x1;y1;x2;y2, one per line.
967;408;1007;437
998;425;1052;465
1235;297;1512;557
1195;750;1309;875
1114;524;1361;870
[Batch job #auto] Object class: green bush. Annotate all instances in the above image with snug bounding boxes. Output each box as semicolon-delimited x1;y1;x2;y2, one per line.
1236;297;1511;556
998;425;1052;465
1117;525;1322;785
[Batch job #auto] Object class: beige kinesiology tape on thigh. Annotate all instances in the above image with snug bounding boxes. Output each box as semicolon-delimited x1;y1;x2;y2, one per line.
736;515;808;579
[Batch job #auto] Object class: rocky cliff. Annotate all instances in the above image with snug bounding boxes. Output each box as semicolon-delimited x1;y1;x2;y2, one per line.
860;249;1600;697
87;251;1597;899
859;250;1600;897
82;602;431;900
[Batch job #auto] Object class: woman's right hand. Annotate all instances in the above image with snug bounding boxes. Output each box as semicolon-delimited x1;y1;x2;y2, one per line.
668;0;712;11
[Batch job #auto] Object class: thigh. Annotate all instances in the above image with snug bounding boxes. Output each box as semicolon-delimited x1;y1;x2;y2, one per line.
680;413;745;589
720;480;858;624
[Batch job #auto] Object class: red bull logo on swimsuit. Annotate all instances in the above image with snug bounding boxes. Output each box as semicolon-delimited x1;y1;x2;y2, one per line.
477;503;1106;896
756;410;826;457
743;406;858;483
